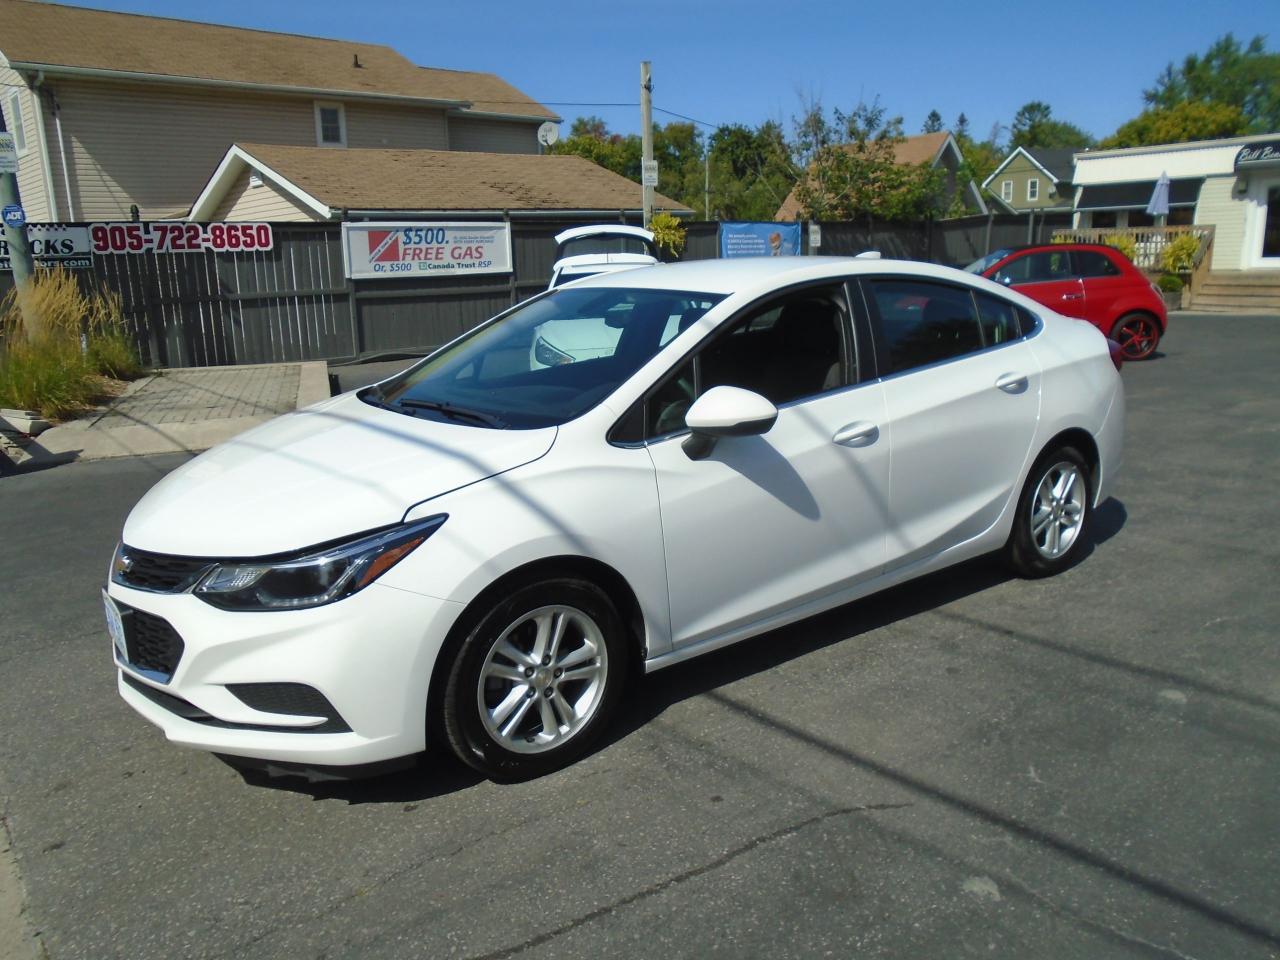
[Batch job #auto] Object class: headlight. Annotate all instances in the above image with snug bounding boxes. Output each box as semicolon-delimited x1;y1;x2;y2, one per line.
194;515;446;611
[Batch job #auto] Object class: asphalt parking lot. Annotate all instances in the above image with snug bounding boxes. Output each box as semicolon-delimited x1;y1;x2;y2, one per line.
1;313;1277;960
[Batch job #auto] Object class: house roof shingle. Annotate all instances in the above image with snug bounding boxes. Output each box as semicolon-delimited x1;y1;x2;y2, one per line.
225;143;689;214
1020;147;1075;183
0;0;555;119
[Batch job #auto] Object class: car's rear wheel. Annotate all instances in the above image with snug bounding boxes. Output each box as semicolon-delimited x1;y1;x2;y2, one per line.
1110;312;1161;360
441;578;627;779
1005;446;1092;578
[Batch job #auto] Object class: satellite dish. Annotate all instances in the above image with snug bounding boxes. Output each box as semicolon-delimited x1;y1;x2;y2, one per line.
537;122;560;147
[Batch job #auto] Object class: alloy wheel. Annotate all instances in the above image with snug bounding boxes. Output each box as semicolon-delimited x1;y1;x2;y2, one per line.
476;604;608;754
1030;461;1086;560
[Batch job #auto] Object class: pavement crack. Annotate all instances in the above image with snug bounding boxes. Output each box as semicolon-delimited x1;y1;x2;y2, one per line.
466;801;912;960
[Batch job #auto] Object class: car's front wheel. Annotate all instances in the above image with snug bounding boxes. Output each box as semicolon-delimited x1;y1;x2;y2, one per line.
1111;312;1161;360
1005;446;1093;578
441;579;627;779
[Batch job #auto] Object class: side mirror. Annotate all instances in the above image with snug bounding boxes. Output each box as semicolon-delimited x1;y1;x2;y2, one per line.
681;386;778;460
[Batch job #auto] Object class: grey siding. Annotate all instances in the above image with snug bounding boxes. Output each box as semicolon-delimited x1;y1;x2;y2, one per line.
448;116;539;154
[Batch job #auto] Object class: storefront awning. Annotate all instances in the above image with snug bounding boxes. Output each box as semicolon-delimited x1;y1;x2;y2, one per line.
1235;138;1280;170
1076;178;1204;211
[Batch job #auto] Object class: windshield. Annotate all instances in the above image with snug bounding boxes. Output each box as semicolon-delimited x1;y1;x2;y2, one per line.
368;287;724;429
963;249;1013;274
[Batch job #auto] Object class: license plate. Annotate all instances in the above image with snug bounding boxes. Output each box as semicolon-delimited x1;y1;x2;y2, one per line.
103;590;127;662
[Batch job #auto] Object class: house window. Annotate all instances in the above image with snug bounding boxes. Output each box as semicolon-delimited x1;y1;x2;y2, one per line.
1001;180;1013;202
5;92;26;154
314;102;346;147
1027;178;1039;202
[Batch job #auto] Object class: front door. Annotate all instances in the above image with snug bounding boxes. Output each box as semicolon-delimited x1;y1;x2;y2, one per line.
1263;185;1280;263
644;284;891;647
995;248;1086;318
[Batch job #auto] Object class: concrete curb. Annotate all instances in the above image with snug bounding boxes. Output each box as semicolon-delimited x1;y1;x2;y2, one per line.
0;816;41;960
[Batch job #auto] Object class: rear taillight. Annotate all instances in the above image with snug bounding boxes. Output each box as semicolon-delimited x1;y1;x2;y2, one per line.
1107;338;1124;371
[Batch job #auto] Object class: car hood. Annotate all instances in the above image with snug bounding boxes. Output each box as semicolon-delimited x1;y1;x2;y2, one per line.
123;393;556;558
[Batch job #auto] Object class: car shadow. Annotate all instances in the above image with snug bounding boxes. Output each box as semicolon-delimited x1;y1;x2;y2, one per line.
227;497;1126;803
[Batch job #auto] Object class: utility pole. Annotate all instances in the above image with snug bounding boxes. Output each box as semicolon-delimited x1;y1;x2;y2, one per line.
0;109;36;298
640;61;654;227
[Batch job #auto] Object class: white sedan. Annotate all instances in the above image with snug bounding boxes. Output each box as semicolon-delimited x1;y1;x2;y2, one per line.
106;257;1124;780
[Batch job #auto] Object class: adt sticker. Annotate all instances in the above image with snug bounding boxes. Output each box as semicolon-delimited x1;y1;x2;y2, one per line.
1;204;25;229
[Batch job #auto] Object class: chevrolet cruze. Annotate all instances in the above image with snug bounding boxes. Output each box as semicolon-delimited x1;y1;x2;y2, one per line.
106;256;1124;780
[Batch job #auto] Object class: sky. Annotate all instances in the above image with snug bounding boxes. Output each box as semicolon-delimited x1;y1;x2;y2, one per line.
76;0;1269;144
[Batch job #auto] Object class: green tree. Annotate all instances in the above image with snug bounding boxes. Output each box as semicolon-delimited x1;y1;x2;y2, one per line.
922;110;944;134
793;99;945;222
1010;101;1094;149
1145;33;1280;132
708;121;795;220
1100;100;1250;148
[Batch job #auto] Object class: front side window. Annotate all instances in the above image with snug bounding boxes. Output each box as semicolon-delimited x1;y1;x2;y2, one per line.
643;285;849;439
373;287;724;430
314;102;346;146
1027;178;1040;202
994;250;1072;285
5;92;25;153
867;279;983;374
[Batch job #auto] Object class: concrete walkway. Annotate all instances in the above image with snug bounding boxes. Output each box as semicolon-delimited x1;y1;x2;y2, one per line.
6;362;330;469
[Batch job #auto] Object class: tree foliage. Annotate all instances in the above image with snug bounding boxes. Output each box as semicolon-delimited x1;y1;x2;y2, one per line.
792;100;945;222
1100;100;1250;148
922;110;944;134
1009;101;1094;149
1144;33;1280;132
708;121;795;220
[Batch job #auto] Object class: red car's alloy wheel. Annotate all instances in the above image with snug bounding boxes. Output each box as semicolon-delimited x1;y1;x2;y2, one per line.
1111;313;1161;360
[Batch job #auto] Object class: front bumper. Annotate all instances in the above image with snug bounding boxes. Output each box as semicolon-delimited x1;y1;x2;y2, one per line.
108;579;464;766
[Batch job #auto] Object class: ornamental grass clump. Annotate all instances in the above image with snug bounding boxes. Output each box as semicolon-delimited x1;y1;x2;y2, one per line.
0;267;143;421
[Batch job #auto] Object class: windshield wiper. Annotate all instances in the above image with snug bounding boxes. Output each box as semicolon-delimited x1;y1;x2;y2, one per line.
396;398;507;429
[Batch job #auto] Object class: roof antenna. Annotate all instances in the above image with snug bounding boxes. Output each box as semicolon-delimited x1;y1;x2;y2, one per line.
353;54;363;68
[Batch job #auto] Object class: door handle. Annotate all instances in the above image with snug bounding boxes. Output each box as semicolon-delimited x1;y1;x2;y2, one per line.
833;421;879;447
1061;292;1084;301
995;373;1029;394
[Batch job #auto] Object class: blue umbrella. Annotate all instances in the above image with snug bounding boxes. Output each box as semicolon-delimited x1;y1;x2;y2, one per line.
1146;171;1171;217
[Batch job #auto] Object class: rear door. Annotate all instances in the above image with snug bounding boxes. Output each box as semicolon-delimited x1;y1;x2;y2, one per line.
860;277;1042;569
993;249;1085;319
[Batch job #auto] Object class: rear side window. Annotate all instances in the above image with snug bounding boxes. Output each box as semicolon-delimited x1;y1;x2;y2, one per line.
868;279;983;374
1072;250;1122;278
974;292;1023;345
994;250;1072;284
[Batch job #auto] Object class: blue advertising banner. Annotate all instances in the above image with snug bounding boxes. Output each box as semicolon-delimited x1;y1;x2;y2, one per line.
719;222;801;258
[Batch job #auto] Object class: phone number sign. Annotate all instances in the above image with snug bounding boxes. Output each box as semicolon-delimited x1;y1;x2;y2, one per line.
90;222;275;254
342;222;512;280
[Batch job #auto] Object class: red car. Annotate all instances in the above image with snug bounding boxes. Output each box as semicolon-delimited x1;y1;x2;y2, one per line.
965;243;1167;360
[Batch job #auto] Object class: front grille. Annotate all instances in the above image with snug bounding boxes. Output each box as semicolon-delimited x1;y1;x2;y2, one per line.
122;674;350;734
118;605;185;679
116;545;213;593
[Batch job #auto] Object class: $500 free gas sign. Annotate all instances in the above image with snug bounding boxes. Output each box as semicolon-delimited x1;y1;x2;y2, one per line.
342;222;513;279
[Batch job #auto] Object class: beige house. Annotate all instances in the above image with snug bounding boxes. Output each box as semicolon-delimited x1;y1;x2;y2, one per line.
774;132;988;220
0;0;558;221
191;143;689;221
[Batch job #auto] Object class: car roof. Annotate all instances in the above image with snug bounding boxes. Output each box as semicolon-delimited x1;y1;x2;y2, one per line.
990;242;1123;258
563;255;986;295
554;224;656;245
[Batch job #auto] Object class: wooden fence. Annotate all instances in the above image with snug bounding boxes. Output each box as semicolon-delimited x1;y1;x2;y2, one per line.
1;211;1075;368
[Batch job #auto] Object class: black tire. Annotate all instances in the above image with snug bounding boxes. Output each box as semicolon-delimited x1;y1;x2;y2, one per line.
1005;446;1093;579
1110;312;1161;360
440;578;627;780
